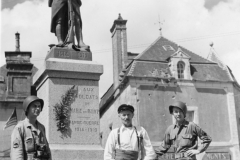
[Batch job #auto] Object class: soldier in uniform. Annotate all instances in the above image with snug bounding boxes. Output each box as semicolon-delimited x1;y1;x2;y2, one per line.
48;0;88;48
104;104;156;160
11;96;51;160
155;101;212;160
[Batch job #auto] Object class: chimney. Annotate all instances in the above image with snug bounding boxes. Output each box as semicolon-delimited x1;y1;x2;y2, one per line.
110;14;128;89
15;32;20;52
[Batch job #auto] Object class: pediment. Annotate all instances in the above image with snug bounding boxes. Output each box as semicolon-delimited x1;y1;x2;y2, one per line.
170;48;191;59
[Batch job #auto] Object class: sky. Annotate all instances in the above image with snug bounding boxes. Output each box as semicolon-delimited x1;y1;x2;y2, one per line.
1;0;240;97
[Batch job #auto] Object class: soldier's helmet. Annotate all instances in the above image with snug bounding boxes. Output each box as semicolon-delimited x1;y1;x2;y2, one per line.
169;101;187;117
23;96;44;116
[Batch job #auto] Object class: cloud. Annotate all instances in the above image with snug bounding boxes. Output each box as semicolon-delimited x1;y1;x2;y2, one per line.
2;0;27;10
204;0;228;10
1;0;54;66
1;0;240;96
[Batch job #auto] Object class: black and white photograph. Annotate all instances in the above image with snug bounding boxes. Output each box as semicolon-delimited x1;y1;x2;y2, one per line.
0;0;240;160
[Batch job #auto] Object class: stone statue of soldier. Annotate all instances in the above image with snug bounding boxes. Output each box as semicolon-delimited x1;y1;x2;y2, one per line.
48;0;88;49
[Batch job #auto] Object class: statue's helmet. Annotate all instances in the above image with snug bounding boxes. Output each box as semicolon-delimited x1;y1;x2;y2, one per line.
169;101;187;117
23;96;44;116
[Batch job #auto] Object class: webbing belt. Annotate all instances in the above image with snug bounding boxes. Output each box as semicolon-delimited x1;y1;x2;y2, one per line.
175;153;196;160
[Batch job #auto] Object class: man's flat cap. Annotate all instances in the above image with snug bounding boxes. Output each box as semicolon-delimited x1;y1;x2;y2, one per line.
118;104;134;113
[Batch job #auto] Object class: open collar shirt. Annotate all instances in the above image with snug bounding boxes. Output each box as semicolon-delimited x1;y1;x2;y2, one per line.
104;125;156;160
155;120;211;156
11;118;51;160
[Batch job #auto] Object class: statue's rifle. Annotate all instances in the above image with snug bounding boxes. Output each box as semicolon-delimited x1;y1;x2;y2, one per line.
64;0;75;46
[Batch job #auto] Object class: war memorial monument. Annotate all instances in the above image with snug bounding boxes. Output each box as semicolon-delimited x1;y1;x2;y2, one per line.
32;0;104;159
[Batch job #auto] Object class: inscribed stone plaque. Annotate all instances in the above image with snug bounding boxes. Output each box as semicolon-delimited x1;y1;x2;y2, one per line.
70;85;99;143
50;80;100;145
203;153;231;160
46;47;92;61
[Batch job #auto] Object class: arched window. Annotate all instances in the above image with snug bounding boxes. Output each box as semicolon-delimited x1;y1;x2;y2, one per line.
177;61;185;79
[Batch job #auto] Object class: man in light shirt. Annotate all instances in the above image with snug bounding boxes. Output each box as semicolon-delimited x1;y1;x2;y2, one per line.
104;104;156;160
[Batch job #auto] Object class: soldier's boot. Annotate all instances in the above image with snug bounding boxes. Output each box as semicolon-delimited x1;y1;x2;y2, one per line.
56;24;64;46
75;18;89;49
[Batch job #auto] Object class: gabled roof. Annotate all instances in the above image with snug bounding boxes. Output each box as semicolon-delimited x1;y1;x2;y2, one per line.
135;36;212;63
100;36;234;111
130;36;232;82
124;60;231;82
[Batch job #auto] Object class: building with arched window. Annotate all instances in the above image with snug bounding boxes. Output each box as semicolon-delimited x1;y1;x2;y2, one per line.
100;15;240;160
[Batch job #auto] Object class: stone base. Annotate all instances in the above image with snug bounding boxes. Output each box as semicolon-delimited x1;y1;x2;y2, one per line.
51;145;104;160
33;58;104;160
46;46;92;61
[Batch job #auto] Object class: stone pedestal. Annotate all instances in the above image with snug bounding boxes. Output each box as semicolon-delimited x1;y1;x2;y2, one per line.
46;47;92;61
33;58;104;160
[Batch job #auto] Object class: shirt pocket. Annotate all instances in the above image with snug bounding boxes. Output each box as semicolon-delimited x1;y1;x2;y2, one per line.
25;137;35;152
179;134;194;147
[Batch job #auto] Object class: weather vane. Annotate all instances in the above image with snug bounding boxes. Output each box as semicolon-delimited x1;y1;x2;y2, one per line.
154;14;165;36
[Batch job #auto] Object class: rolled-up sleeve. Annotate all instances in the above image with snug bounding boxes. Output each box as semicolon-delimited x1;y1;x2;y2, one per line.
155;126;171;156
141;128;156;160
104;131;116;160
11;126;24;160
194;125;212;153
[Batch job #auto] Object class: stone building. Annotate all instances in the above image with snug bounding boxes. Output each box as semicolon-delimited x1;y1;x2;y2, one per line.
0;33;37;159
100;15;240;160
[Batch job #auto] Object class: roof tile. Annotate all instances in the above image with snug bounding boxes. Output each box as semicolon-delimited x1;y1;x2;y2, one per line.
135;36;212;63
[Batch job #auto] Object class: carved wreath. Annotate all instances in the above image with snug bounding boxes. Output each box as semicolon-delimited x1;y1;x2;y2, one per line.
53;85;77;134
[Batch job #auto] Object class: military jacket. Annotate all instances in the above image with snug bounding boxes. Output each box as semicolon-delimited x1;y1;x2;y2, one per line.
11;118;51;160
155;120;211;158
49;0;82;33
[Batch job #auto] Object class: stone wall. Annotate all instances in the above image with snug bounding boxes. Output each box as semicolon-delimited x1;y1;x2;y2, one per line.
100;78;240;158
137;82;230;142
